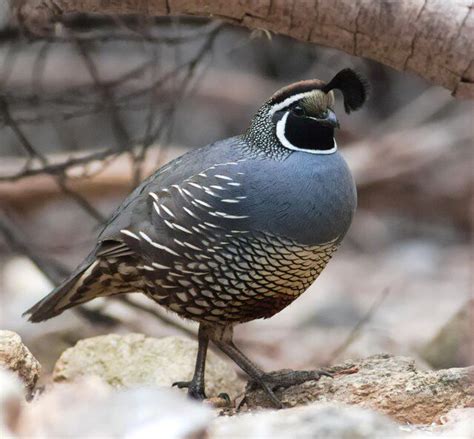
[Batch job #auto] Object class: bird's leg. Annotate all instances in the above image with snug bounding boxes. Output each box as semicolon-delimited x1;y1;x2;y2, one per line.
213;340;283;408
209;326;282;408
172;323;209;400
210;326;332;408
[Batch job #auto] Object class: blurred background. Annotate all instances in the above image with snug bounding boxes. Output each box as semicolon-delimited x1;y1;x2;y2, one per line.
0;15;472;380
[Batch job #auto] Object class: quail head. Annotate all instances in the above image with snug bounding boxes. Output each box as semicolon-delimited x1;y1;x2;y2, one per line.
25;68;369;407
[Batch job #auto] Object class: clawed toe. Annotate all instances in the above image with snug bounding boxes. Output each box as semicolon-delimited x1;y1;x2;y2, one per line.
172;380;190;389
249;368;333;392
217;392;231;404
318;370;334;379
172;380;207;400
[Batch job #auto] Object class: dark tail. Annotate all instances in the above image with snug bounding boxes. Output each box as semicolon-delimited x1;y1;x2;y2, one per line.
23;260;97;322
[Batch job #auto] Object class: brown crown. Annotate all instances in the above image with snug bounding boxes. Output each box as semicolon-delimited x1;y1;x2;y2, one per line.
268;79;326;105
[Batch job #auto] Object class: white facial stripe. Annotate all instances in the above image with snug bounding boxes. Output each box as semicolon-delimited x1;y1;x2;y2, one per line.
270;91;315;115
276;111;337;155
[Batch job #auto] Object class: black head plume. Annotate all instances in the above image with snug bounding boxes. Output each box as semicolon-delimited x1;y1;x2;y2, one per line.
321;69;369;114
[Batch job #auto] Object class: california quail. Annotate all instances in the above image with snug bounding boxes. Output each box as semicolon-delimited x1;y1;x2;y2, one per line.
24;68;368;407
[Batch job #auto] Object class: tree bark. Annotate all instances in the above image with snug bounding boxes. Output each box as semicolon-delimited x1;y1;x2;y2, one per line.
13;0;474;99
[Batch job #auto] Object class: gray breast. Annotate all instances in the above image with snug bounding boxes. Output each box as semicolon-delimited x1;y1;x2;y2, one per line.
227;150;357;245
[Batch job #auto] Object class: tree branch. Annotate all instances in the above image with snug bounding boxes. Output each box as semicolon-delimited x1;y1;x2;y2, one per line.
12;0;474;99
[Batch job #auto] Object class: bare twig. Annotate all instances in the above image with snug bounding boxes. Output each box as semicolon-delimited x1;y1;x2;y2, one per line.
117;296;197;340
0;148;118;181
0;97;105;222
324;287;392;364
0;211;69;282
0;20;223;192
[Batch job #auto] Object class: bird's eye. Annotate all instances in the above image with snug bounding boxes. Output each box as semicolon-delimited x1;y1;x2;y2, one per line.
292;105;305;117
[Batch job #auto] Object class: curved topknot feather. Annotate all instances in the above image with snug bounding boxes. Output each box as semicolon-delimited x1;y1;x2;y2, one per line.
321;69;369;114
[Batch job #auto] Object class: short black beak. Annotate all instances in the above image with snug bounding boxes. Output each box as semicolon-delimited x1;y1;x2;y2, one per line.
317;110;339;129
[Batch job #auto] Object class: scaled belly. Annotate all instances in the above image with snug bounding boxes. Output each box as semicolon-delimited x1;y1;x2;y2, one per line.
141;232;339;323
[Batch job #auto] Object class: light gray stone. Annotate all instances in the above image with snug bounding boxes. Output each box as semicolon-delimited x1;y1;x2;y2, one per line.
20;377;214;438
53;333;245;399
244;354;474;424
0;330;41;393
209;402;403;439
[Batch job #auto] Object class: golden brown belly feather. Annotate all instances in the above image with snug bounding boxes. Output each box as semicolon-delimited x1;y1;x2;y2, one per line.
138;233;339;323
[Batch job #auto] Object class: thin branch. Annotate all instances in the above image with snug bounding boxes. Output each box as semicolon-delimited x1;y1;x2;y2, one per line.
0;148;118;181
117;296;197;340
0;97;105;222
324;287;392;365
0;15;216;44
0;98;46;161
0;211;69;282
73;35;132;153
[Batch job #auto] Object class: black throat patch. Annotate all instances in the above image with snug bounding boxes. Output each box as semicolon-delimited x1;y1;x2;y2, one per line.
279;111;335;151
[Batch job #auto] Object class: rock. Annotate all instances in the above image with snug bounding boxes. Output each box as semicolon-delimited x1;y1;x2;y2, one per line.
244;354;474;424
397;407;474;437
13;376;474;438
0;330;41;394
209;402;403;438
0;369;24;438
53;334;245;400
420;299;473;369
19;377;214;438
434;408;474;438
